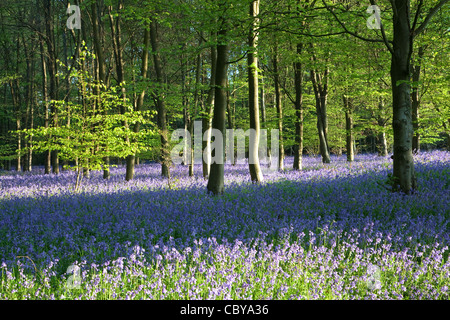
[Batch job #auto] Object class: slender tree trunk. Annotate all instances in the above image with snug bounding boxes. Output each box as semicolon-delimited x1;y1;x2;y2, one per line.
92;2;111;179
226;79;234;132
189;35;203;177
22;35;34;172
10;82;21;172
390;0;416;193
378;131;388;156
110;1;134;180
150;20;170;178
39;38;51;174
260;71;271;165
207;25;228;195
344;95;354;162
2;85;7;170
28;91;34;172
6;37;23;172
308;41;330;164
44;0;59;174
125;25;150;181
411;46;424;154
182;55;189;166
183;106;189;166
133;25;150;175
377;98;388;156
310;69;330;164
83;162;90;178
293;43;303;170
79;34;90;177
203;42;216;178
247;0;263;183
60;32;70;172
260;74;266;125
273;45;284;170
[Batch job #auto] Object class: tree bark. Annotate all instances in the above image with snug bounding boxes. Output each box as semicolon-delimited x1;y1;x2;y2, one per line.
308;42;330;164
110;1;135;180
127;25;150;181
9;80;21;172
390;0;416;193
150;20;170;178
411;46;424;154
207;25;228;195
310;68;330;164
44;0;59;174
272;45;284;170
92;2;111;179
293;43;304;170
187;34;203;177
39;37;51;174
344;95;354;162
377;98;389;156
203;41;216;178
379;132;387;155
260;71;271;165
22;35;34;172
247;0;263;183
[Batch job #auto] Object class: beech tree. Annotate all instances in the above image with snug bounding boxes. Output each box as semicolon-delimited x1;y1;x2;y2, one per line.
22;48;154;190
247;0;264;182
206;5;229;195
323;0;449;194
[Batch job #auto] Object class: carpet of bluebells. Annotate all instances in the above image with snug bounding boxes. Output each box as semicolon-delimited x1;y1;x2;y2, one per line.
0;151;449;300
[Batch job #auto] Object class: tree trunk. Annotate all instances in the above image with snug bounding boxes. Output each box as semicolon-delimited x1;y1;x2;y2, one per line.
390;0;416;193
310;68;330;164
39;37;51;174
60;31;70;172
247;0;263;183
308;42;330;164
182;57;189;167
203;42;216;178
191;40;202;177
44;0;59;174
92;2;111;179
411;46;424;154
207;26;228;195
272;45;284;170
83;162;90;178
110;1;135;180
260;71;271;165
22;35;34;172
110;2;130;180
293;43;303;170
150;20;170;178
127;25;150;181
377;97;389;156
344;95;354;162
27;90;34;172
10;81;21;172
2;85;8;170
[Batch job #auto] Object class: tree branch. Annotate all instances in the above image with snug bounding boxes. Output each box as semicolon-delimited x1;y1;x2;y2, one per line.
322;0;388;44
269;27;347;38
226;51;248;65
411;0;424;32
369;0;394;55
413;0;449;36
